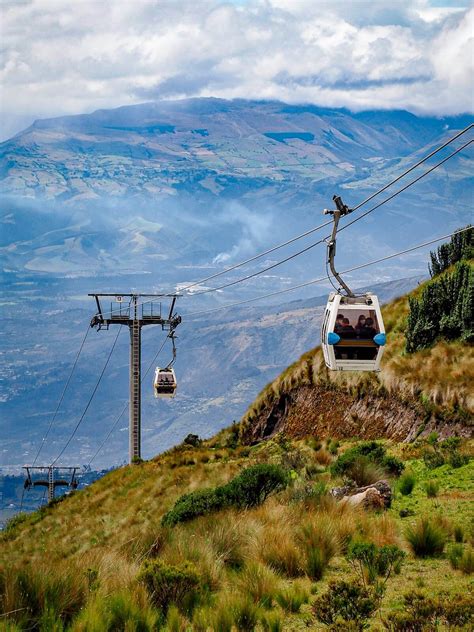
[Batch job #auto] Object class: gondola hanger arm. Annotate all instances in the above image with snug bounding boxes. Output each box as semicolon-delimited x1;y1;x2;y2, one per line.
323;195;355;298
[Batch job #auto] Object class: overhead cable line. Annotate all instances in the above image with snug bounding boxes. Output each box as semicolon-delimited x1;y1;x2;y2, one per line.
87;333;168;467
337;138;473;236
176;218;333;293
99;123;473;318
182;227;471;318
187;139;473;297
32;326;90;466
50;325;123;466
349;123;473;213
175;123;474;293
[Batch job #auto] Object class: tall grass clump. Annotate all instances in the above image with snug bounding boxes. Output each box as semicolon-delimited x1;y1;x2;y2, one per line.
237;562;280;607
448;544;474;574
398;471;416;496
1;564;87;630
71;591;160;632
275;581;310;613
299;520;337;580
424;480;439;498
260;610;283;632
405;518;447;558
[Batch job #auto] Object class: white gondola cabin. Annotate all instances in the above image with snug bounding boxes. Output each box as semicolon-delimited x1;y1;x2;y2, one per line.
321;292;386;371
154;367;177;398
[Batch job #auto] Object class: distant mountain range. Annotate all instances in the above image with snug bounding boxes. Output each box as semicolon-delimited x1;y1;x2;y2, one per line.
1;99;472;278
0;98;472;471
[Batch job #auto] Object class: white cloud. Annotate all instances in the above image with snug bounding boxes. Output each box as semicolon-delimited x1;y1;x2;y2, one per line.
0;0;472;139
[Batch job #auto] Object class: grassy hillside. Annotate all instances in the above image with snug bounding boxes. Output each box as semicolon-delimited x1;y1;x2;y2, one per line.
241;262;473;444
1;249;472;630
1;430;473;630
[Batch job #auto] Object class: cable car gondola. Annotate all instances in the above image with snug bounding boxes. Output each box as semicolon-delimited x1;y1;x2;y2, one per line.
153;366;177;398
153;330;178;398
321;195;386;372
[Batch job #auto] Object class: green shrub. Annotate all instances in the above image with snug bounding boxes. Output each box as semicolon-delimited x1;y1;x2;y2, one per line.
398;472;416;496
406;259;474;353
424;480;439;498
383;590;474;630
162;464;288;527
405;518;447;558
138;559;200;613
330;441;404;482
161;488;226;527
312;580;378;629
347;542;405;586
423;449;445;469
228;464;289;508
448;451;469;468
429;226;473;277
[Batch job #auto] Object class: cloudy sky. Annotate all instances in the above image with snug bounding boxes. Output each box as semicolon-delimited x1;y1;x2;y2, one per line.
1;0;473;139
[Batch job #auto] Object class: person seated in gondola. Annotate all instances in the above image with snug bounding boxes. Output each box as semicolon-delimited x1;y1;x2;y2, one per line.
355;315;366;337
340;318;356;338
334;314;345;333
361;317;377;339
338;318;356;358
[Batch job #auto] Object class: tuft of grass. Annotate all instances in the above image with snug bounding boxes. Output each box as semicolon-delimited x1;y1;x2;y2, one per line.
449;544;474;575
405;517;447;558
299;520;337;580
453;524;464;543
424;480;439;498
237;562;280;607
398;471;416;496
260;610;283;632
275;581;309;613
227;593;260;632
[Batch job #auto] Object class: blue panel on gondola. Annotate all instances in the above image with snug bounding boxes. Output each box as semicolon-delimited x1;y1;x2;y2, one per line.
327;332;341;345
374;333;386;346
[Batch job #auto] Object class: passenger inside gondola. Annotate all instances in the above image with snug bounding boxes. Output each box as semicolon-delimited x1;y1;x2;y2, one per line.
334;313;345;333
333;310;381;361
355;315;366;336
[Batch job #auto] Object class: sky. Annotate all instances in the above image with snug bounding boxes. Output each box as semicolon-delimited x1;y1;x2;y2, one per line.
0;0;473;140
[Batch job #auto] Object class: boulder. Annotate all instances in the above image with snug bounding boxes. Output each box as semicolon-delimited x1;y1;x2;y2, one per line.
330;480;392;509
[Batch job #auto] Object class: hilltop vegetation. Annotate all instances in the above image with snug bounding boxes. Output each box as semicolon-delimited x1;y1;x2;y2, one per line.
1;431;473;630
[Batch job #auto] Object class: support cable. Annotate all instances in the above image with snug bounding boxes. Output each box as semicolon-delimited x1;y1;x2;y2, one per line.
32;326;90;466
186;139;473;297
337;138;473;236
50;326;122;466
86;333;168;467
178;123;473;294
182;227;471;318
97;124;473;317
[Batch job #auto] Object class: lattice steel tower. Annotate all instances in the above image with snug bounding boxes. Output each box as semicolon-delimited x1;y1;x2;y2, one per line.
89;293;181;463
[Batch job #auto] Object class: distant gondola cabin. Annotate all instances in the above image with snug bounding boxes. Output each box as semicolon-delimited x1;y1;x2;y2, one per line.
154;367;177;398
